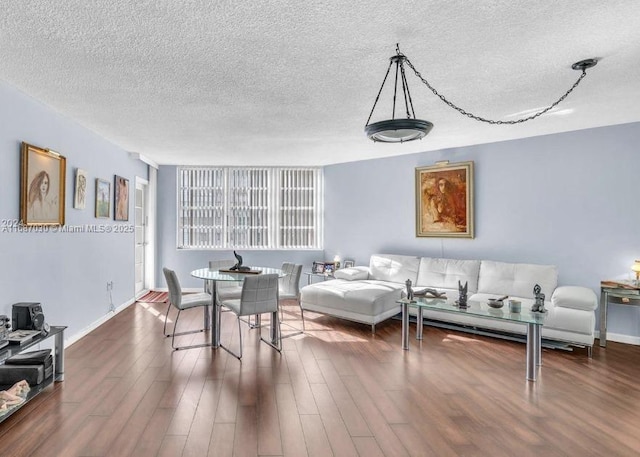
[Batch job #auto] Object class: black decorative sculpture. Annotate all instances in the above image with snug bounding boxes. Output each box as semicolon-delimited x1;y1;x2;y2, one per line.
414;287;447;298
229;250;251;272
423;288;447;298
531;284;546;313
405;279;414;301
457;280;468;309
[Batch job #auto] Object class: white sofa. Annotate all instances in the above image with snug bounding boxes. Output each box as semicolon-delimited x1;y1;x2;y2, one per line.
300;254;598;352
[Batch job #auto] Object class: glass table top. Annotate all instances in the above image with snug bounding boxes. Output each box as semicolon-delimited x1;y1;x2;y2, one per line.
191;267;284;281
399;298;546;325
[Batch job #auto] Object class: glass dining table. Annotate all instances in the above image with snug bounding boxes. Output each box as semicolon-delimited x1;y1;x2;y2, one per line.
190;267;283;348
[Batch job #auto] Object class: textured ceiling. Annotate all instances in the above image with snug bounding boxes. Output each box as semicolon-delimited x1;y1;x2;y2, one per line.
1;1;640;166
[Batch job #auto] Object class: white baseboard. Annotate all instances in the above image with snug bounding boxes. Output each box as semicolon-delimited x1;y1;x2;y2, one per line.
65;297;137;348
139;287;205;293
595;330;640;346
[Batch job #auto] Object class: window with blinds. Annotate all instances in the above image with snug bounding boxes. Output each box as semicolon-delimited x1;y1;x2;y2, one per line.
178;167;323;250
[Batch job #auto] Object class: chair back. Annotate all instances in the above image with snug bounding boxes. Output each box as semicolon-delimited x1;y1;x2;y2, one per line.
207;259;239;294
279;263;302;300
209;259;236;271
163;267;182;309
239;274;279;316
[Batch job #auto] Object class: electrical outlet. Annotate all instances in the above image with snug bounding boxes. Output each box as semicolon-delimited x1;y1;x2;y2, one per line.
107;281;113;291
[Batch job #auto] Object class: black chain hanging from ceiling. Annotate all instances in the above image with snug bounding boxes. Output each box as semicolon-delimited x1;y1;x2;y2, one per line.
398;44;597;124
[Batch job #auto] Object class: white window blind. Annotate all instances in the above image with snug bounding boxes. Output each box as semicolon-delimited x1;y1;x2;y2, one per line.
178;167;323;250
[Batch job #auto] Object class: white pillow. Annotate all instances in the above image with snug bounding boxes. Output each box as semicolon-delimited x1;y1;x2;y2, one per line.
333;266;369;281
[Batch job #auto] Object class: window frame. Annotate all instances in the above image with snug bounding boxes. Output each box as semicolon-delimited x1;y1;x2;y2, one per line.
176;166;323;250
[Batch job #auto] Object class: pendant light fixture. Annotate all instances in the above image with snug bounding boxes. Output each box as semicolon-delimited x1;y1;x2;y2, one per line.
364;44;598;143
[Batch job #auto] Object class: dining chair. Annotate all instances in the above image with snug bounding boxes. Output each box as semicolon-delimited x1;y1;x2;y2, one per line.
208;259;243;301
219;274;281;360
278;263;304;338
163;267;212;351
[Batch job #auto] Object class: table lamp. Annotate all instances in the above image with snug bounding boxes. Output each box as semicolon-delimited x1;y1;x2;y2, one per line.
632;260;640;281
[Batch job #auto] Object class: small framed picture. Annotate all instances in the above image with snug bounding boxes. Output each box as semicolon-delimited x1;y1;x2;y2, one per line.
324;263;334;274
343;259;355;269
312;261;325;274
74;168;87;209
114;175;129;221
95;178;111;218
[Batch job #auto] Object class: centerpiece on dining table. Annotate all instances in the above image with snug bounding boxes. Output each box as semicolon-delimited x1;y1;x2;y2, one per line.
218;251;262;274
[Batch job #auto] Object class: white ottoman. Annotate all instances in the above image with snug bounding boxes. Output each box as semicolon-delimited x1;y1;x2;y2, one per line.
300;279;404;332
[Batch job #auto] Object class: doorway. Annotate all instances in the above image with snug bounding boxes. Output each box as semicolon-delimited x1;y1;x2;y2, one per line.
135;178;149;297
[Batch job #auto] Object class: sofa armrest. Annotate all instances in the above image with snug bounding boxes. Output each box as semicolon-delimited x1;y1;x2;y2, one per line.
333;266;370;281
552;286;598;311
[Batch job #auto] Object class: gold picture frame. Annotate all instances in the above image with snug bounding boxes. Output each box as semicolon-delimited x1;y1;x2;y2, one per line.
95;179;111;219
20;142;66;226
415;161;474;238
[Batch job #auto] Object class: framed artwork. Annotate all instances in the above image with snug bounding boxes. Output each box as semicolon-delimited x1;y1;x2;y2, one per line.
312;261;325;274
74;168;87;209
415;161;474;238
20;142;66;226
343;259;355;269
114;175;129;221
95;179;111;218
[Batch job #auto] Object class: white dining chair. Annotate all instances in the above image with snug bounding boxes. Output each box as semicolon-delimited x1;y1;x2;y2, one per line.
219;274;281;360
163;267;212;351
279;263;304;338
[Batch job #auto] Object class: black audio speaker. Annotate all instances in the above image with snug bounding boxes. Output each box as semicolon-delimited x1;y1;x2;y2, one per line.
12;302;45;331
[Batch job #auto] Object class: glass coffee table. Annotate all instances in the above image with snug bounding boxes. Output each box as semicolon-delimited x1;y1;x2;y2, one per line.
398;298;546;381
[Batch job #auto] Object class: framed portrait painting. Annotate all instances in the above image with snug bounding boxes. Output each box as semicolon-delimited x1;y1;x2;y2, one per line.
95;179;111;219
415;161;474;238
114;175;129;221
20;142;66;226
74;168;87;209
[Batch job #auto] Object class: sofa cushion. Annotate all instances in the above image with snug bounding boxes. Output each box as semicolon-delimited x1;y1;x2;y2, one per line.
551;286;598;311
478;260;558;299
333;266;370;281
416;258;481;293
369;254;420;284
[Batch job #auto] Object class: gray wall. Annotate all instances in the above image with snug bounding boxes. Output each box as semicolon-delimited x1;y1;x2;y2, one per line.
323;122;640;343
156;165;323;289
0;82;148;342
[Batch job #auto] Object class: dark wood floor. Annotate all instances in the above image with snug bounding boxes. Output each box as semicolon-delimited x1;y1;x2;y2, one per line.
1;299;639;457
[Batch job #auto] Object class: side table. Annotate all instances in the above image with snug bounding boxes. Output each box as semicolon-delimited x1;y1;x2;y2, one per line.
304;272;334;285
600;280;640;347
0;326;66;423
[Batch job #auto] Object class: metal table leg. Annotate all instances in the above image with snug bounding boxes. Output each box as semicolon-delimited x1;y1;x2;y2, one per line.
54;328;65;381
599;288;607;347
211;280;220;348
416;306;423;340
204;280;211;330
534;323;542;367
402;301;409;350
270;311;278;344
526;322;540;381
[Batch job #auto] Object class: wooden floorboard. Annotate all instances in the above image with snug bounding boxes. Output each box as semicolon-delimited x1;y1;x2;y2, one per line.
1;300;639;456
